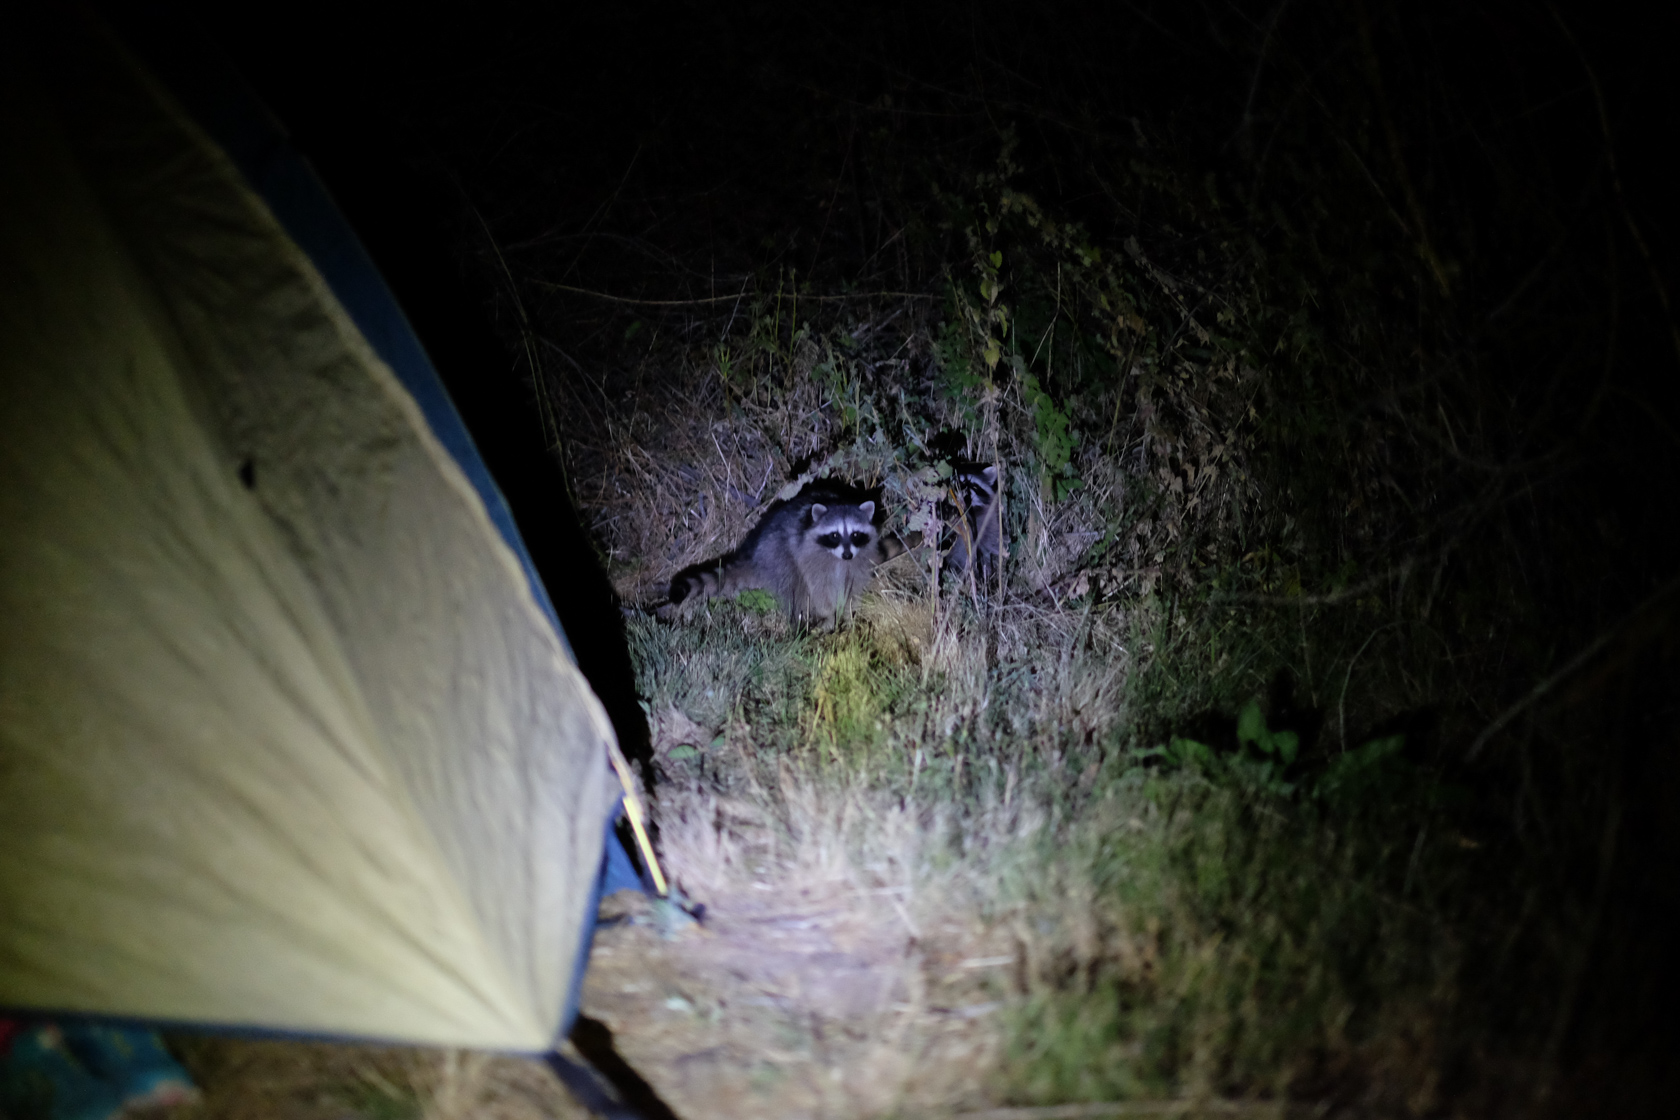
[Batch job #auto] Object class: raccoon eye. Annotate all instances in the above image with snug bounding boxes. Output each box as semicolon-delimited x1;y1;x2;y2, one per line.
817;532;843;548
850;531;871;547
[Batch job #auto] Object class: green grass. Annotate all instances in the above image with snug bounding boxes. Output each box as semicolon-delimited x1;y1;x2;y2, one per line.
630;564;1481;1106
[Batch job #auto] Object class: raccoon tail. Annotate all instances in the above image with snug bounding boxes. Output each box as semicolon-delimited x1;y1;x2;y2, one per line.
668;559;728;605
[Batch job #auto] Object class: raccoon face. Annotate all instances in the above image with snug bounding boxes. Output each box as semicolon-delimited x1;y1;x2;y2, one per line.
807;501;876;560
958;465;999;517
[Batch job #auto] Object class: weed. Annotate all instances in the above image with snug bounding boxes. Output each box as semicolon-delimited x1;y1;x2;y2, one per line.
809;638;885;765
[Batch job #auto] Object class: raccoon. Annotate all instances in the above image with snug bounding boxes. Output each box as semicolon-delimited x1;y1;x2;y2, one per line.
944;463;1003;582
669;482;903;626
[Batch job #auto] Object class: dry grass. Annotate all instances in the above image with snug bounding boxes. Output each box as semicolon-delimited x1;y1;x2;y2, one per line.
535;276;1538;1116
574;755;1052;1118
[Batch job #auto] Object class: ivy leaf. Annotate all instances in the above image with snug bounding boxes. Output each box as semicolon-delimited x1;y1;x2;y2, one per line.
737;588;778;614
1169;736;1215;768
1236;700;1267;748
1316;735;1407;803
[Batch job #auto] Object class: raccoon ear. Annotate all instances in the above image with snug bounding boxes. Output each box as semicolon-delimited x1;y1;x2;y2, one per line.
860;501;875;520
810;503;827;520
981;465;998;485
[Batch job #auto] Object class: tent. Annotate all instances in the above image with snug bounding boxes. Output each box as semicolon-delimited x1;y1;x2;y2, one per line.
1;11;635;1053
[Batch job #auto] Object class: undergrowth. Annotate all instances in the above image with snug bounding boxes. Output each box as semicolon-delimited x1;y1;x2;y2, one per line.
418;1;1679;1114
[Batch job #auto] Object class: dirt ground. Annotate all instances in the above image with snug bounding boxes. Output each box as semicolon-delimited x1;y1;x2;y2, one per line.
575;881;1007;1119
164;873;1011;1120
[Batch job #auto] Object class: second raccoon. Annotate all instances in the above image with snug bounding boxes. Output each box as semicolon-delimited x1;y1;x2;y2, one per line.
944;463;1003;582
669;483;901;625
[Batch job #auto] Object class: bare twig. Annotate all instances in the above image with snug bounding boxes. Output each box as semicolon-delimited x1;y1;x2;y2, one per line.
1233;0;1295;161
1215;556;1415;606
1338;622;1398;748
1551;6;1680;369
1466;569;1680;760
1355;1;1453;296
533;282;752;306
532;280;936;306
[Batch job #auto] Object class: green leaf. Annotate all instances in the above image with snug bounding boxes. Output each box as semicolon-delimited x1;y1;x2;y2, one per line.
737;588;778;614
1236;700;1267;747
1356;733;1406;764
1316;734;1407;803
667;745;699;761
1269;729;1300;765
1169;736;1215;768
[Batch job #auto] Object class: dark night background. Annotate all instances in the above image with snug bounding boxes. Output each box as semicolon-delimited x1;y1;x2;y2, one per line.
175;0;1680;723
103;1;1680;1114
175;0;1680;581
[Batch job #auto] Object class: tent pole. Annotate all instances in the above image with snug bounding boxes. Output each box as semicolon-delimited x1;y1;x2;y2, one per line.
606;741;668;896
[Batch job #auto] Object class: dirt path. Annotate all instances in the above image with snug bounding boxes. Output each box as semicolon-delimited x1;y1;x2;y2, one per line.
575;882;1006;1119
164;858;1010;1120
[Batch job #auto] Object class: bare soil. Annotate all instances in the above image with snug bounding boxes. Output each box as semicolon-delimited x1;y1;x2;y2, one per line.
164;875;1009;1120
576;881;1005;1119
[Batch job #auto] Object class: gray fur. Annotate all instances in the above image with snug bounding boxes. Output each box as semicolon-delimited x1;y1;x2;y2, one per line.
945;464;1003;581
670;484;901;625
